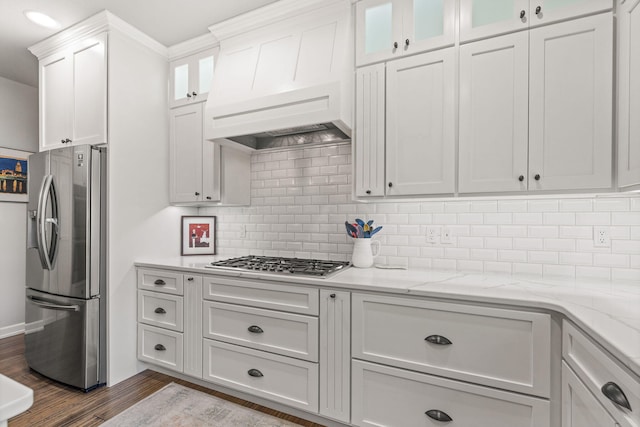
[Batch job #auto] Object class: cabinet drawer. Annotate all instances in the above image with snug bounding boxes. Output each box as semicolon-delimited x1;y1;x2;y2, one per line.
352;360;550;427
563;320;638;427
202;339;318;412
562;362;618;427
352;293;551;397
137;268;184;295
137;324;183;372
203;301;318;362
138;290;183;332
202;276;319;315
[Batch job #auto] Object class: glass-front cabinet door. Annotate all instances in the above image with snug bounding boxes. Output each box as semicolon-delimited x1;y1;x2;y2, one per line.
356;0;403;66
460;0;529;42
169;48;216;108
404;0;455;53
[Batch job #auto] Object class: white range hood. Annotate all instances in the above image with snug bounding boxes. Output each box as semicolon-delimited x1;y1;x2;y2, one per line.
205;0;352;150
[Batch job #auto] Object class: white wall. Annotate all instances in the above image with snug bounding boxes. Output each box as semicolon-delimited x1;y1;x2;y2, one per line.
0;76;37;338
106;30;196;385
201;143;640;284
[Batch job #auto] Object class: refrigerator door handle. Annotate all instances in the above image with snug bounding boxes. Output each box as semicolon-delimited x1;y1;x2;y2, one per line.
27;295;80;312
36;175;60;270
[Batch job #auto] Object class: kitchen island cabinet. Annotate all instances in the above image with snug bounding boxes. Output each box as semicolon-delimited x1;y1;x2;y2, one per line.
135;259;640;427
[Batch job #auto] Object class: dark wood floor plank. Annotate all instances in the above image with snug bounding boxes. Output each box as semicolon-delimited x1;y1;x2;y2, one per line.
1;333;325;426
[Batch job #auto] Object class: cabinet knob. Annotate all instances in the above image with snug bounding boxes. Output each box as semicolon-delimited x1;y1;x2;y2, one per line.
248;368;264;378
601;382;632;411
195;192;200;196
61;139;66;144
154;344;166;351
534;174;541;181
153;279;166;286
248;325;264;334
405;38;410;47
518;175;525;182
154;307;166;314
535;5;542;15
425;410;453;422
520;10;526;19
330;293;336;299
393;41;398;49
187;277;194;281
388;182;393;188
206;196;212;200
186;92;192;98
192;91;197;97
425;335;453;345
65;138;72;143
365;190;371;195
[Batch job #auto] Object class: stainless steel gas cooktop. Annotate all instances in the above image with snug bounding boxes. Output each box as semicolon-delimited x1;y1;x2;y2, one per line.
205;255;350;278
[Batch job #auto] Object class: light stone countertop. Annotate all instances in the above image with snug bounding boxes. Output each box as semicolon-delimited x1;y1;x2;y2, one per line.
136;256;640;379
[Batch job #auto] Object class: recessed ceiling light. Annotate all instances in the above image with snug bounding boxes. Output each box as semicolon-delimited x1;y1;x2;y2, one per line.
24;10;61;30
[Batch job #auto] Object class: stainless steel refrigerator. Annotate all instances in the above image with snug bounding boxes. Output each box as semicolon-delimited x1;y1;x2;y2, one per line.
24;144;106;391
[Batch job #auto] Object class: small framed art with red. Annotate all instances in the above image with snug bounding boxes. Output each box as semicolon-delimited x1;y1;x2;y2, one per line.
181;216;216;256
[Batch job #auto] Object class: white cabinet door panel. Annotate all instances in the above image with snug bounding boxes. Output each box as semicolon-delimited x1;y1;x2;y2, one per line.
355;63;386;197
404;0;456;53
529;13;612;191
459;0;529;42
618;0;640;188
40;53;72;151
459;31;529;193
386;48;456;195
562;362;618;427
356;0;403;66
170;103;203;203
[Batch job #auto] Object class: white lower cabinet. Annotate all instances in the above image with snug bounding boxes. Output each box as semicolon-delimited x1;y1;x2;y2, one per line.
202;339;319;413
138;324;184;372
562;362;618;427
352;360;551;427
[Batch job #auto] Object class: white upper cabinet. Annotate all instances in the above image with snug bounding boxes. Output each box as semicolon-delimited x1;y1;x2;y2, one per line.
39;33;107;151
354;63;386;197
528;13;613;191
355;0;455;66
459;31;529;193
460;0;612;42
169;48;216;108
386;48;456;195
618;0;640;188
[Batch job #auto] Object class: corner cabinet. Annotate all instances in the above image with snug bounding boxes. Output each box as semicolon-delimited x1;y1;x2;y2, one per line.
169;48;216;109
618;0;640;188
38;33;107;151
355;49;456;198
355;0;455;67
169;103;250;205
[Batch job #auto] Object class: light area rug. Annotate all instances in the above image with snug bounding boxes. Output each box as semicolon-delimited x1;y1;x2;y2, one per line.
101;383;302;426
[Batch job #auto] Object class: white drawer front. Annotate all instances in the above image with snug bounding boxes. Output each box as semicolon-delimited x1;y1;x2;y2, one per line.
563;320;639;427
203;276;319;315
352;360;550;427
202;339;319;412
562;362;618;427
352;293;551;397
138;290;183;332
138;324;183;372
138;268;184;295
203;301;319;362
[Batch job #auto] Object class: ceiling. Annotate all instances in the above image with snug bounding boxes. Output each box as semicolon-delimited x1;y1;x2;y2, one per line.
0;0;280;88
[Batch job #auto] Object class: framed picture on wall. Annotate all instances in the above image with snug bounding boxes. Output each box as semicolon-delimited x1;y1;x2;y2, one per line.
181;216;216;256
0;147;31;203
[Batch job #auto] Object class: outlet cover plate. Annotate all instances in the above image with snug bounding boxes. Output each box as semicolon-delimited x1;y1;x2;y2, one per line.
593;227;610;248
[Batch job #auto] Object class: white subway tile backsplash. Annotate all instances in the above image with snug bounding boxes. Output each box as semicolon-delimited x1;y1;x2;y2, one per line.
202;143;639;286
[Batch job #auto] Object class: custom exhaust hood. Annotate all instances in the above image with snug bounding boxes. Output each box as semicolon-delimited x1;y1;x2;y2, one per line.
204;0;352;150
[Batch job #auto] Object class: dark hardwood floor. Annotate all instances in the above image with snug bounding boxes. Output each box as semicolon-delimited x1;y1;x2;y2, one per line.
1;334;325;426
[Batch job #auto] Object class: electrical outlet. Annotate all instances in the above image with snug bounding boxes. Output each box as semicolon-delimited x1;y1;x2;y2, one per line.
593;227;610;248
441;227;453;244
426;226;440;244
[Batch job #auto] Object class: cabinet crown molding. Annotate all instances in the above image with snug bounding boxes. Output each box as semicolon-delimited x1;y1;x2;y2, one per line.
208;0;347;42
28;10;167;60
167;33;218;62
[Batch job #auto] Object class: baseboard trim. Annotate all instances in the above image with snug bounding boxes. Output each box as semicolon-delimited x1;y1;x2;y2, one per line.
0;323;25;339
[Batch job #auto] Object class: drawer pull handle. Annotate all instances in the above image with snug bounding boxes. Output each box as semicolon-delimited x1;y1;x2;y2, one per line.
154;307;166;314
601;382;632;411
425;409;453;422
154;344;166;351
248;325;264;334
248;369;264;378
425;335;452;345
187;277;194;281
153;279;166;286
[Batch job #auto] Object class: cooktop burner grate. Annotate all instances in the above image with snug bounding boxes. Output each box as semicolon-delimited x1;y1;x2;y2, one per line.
205;256;350;278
